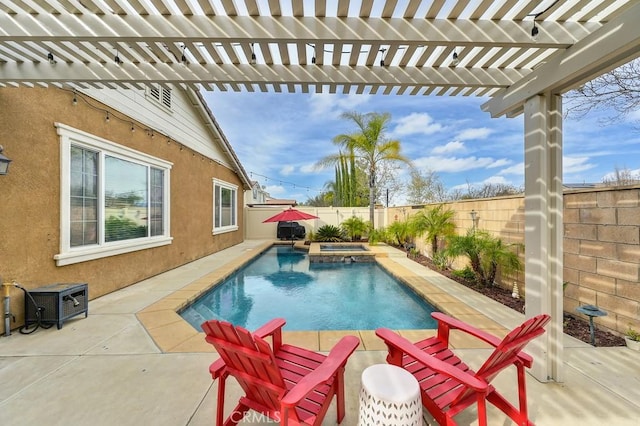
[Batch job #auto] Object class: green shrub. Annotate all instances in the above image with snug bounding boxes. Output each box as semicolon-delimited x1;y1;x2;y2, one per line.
432;251;452;271
408;247;420;259
315;224;346;242
387;220;412;247
305;230;315;244
452;266;476;282
367;226;386;245
626;327;640;341
340;216;368;241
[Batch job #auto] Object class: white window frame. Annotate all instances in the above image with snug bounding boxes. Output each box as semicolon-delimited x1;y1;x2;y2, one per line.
213;179;238;235
55;123;173;266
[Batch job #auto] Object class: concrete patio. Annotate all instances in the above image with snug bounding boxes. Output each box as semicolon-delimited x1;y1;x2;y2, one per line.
1;240;639;425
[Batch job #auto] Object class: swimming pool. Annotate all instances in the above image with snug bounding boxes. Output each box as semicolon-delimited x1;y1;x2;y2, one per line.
180;246;438;331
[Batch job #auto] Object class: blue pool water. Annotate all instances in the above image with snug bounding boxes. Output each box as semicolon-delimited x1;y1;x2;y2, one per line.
180;246;437;331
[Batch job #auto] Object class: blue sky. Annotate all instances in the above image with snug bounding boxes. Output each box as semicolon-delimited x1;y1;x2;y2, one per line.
201;91;640;204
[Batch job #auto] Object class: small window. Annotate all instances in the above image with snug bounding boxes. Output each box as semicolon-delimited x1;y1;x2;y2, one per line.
213;179;238;234
56;124;172;266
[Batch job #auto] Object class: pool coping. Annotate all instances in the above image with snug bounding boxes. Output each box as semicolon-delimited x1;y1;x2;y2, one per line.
136;241;512;353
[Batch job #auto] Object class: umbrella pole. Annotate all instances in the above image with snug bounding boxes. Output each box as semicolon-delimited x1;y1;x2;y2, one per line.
290;221;294;247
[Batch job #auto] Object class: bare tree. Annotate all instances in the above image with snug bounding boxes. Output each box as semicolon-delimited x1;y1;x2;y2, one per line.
565;59;640;127
450;182;523;200
602;166;640;186
374;161;405;207
406;169;447;205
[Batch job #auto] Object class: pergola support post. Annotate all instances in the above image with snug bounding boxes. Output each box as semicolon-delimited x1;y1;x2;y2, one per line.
523;94;564;383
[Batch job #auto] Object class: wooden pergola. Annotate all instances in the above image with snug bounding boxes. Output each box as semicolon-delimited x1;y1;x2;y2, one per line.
2;0;639;382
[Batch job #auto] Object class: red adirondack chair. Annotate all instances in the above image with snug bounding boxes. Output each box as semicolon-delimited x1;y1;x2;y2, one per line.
202;318;360;426
376;312;550;426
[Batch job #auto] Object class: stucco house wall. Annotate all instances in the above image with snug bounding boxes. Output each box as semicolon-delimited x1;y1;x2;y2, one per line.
0;87;247;334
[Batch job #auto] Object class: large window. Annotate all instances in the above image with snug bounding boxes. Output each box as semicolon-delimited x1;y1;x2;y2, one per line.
213;179;238;234
56;124;172;266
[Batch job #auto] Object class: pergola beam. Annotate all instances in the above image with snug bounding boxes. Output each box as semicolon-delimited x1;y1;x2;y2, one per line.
0;13;591;49
0;62;525;90
482;1;640;118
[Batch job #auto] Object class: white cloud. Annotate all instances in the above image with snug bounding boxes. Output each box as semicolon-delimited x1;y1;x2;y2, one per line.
279;165;295;175
563;156;596;174
413;156;510;173
308;93;370;116
455;127;493;141
482;175;510;185
392;112;444;136
449;175;515;193
265;184;286;196
432;141;465;154
299;162;318;173
499;162;525;176
487;158;511;169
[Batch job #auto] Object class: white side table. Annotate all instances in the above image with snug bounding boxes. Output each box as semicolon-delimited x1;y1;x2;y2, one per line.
358;364;422;425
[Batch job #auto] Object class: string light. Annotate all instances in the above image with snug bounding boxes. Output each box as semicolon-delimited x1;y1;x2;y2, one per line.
527;1;559;42
64;89;176;147
452;50;459;66
181;45;188;63
531;21;539;41
379;48;387;66
248;171;324;194
58;88;258;182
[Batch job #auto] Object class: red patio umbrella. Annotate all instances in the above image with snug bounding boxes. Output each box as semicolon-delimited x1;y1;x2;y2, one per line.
263;208;318;243
262;208;319;223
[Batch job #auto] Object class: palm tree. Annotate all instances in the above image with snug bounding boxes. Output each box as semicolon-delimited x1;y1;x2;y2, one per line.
387;219;412;248
317;112;412;224
410;204;456;256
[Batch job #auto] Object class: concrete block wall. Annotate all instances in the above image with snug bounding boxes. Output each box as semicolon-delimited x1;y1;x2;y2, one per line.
563;187;640;335
387;186;640;336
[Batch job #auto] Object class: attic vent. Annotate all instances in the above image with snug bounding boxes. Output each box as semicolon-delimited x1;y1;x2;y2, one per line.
148;85;172;109
161;89;171;108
